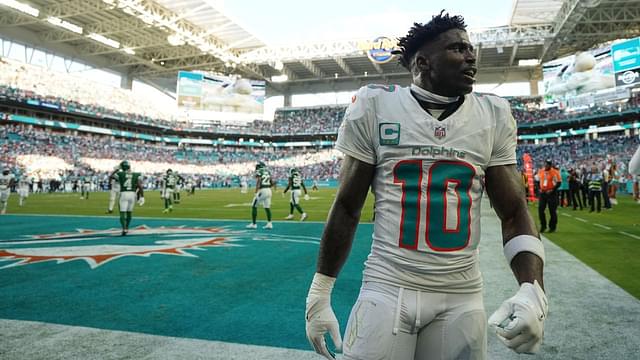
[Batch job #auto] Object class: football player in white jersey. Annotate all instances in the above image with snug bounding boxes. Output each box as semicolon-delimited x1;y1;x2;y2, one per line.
17;175;30;206
0;168;16;214
305;12;547;360
106;168;121;214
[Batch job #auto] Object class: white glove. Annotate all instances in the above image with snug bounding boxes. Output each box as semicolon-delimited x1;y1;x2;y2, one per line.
304;194;310;201
306;273;342;359
488;280;548;354
138;197;145;206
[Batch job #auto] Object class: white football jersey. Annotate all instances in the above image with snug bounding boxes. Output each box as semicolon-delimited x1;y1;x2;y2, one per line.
0;173;15;191
18;177;29;189
336;85;517;293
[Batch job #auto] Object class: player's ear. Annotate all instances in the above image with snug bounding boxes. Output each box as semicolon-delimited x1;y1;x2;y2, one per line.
414;54;429;72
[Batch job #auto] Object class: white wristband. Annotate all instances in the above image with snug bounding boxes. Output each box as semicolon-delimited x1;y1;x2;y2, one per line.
504;235;545;265
308;272;336;296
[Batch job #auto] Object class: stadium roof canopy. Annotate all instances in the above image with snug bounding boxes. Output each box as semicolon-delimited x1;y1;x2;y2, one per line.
0;0;639;96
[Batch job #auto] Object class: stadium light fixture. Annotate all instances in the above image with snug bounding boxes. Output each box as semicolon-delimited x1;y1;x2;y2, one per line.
271;74;288;83
518;59;540;66
87;33;120;49
46;16;83;34
0;0;39;17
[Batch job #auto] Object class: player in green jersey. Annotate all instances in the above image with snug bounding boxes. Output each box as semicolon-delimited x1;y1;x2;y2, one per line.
162;169;176;213
283;168;309;221
247;162;274;229
172;171;185;204
110;161;144;235
80;175;92;200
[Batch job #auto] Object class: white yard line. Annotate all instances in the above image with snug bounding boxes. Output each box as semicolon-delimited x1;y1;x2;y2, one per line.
619;231;640;240
593;223;612;230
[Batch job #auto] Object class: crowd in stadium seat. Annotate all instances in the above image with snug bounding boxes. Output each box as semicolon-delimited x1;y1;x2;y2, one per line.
3;56;640;135
0;123;341;188
510;93;640;124
517;134;639;170
518;134;639;201
0;58;180;128
271;106;346;135
4;119;638;195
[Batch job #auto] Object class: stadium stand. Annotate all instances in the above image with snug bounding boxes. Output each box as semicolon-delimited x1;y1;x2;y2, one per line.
1;52;639;194
0;122;341;188
3;55;639;137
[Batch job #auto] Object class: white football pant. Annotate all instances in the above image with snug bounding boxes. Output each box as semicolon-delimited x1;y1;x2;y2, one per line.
252;188;272;208
290;189;302;205
119;191;136;212
343;281;486;360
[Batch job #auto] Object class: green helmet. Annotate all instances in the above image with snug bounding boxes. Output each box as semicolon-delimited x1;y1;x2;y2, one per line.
290;168;299;176
256;162;266;171
120;161;130;171
166;168;173;174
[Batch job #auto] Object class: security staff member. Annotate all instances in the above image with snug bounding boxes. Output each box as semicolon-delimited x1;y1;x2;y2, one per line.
537;159;562;233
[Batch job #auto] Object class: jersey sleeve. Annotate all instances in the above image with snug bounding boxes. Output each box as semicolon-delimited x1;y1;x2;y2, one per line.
335;86;377;165
488;97;517;167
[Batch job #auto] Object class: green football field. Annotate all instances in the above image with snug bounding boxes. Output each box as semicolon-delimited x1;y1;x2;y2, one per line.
4;188;639;299
528;195;640;299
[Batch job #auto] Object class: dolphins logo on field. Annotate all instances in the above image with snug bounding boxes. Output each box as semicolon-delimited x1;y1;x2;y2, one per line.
0;225;243;269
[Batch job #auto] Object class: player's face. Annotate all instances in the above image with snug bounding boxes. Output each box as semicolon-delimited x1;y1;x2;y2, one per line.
415;29;477;96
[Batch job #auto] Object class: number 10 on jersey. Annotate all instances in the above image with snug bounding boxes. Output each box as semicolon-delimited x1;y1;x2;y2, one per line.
393;160;475;252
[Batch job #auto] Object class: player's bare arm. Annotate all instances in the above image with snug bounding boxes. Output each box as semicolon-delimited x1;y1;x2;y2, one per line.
306;155;374;359
487;163;547;355
486;164;544;288
317;155;374;277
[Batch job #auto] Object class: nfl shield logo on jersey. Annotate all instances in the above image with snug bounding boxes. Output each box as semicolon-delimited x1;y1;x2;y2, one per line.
434;126;446;139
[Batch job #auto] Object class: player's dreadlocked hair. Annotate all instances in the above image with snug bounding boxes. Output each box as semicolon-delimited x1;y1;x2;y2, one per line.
394;10;467;70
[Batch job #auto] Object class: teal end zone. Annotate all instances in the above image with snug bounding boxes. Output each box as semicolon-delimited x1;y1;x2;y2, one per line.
0;215;372;350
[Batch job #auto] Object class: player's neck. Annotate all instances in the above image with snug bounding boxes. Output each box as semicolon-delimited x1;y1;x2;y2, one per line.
410;84;464;121
410;83;459;109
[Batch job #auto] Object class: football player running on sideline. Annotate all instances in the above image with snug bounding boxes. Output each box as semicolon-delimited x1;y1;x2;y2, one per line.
247;162;274;229
283;167;309;221
162;169;176;213
0;167;16;214
110;161;144;236
305;11;547;360
106;167;121;214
